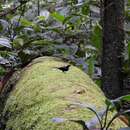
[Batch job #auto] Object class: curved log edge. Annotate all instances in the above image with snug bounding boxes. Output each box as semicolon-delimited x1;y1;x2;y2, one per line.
0;56;126;130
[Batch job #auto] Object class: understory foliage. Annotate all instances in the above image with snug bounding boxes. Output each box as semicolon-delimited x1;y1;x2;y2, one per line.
0;0;130;84
0;0;102;81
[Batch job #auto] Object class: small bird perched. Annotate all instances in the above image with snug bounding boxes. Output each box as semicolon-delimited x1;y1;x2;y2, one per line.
55;65;71;72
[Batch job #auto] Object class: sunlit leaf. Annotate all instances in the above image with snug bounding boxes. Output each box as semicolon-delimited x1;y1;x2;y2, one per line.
51;12;65;23
37;16;45;21
0;38;12;48
20;19;33;27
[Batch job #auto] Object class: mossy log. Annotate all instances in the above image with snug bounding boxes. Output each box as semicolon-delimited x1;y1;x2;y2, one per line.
0;57;126;130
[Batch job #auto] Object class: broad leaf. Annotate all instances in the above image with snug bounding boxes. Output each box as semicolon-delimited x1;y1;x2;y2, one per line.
90;23;102;52
81;2;90;15
51;12;65;23
111;94;130;103
0;38;12;48
20;19;33;27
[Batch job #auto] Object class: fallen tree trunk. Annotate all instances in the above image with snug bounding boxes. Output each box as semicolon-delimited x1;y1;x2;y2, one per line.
0;57;126;130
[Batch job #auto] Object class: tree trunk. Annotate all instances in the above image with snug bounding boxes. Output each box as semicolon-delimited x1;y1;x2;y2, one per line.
101;0;125;99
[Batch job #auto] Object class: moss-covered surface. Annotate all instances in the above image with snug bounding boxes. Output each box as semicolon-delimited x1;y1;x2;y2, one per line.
1;57;126;130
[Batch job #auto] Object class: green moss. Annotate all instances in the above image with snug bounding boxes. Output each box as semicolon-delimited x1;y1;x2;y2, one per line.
1;57;126;130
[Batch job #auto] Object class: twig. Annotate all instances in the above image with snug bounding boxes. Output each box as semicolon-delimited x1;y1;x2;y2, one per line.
86;107;103;129
12;3;26;41
105;113;119;130
37;0;40;16
102;105;110;129
105;110;130;130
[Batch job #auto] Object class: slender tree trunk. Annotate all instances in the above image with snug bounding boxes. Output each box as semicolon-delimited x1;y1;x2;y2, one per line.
101;0;125;99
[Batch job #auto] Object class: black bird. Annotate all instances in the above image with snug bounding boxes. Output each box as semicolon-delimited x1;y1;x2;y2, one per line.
56;65;71;72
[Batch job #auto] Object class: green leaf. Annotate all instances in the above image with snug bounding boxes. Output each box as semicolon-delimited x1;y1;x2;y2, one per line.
51;12;65;23
13;38;24;49
115;94;130;102
32;24;41;32
0;4;2;11
128;41;130;63
20;19;33;27
0;65;6;76
37;16;45;21
90;23;102;52
63;16;72;24
105;99;112;106
95;79;101;87
0;24;3;31
105;99;116;111
81;3;90;15
87;57;94;77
